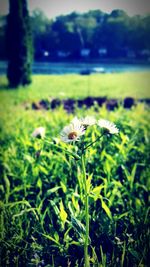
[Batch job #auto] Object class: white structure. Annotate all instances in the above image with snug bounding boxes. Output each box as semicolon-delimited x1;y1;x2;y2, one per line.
80;49;90;57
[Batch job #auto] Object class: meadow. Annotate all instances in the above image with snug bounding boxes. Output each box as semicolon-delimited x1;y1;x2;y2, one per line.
0;72;150;267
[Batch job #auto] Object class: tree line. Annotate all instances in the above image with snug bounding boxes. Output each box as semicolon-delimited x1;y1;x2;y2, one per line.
0;8;150;61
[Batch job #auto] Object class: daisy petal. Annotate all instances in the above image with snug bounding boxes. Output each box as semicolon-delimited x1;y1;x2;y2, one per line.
97;119;119;134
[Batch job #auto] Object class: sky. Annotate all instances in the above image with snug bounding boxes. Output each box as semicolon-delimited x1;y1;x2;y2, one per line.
0;0;150;18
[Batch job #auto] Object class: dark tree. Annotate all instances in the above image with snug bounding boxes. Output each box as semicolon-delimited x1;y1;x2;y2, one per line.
6;0;33;87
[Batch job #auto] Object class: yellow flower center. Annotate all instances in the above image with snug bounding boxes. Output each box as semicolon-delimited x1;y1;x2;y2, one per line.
68;131;78;140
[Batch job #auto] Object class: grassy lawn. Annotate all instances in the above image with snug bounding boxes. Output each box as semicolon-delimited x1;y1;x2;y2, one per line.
0;72;150;107
0;72;150;266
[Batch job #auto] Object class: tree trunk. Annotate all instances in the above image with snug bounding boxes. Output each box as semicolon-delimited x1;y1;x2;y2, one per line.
6;0;33;88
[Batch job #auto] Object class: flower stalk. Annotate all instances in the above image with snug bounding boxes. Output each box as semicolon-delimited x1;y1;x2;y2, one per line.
33;116;119;266
81;152;90;267
82;133;104;153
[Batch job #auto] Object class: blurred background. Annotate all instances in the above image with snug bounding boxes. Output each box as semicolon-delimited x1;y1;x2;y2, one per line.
0;0;150;76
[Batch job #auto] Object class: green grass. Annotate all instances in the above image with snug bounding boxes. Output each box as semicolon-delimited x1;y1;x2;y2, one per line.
0;73;150;266
0;72;150;107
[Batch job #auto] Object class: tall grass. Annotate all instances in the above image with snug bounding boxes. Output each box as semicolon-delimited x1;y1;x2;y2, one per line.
0;99;149;266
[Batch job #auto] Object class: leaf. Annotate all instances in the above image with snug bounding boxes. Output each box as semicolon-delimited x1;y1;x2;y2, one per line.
24;154;34;163
101;198;112;220
131;163;137;183
54;232;60;242
3;174;10;203
5;200;31;208
46;186;61;196
59;200;67;224
105;154;116;164
72;195;80;213
92;185;104;195
0;185;4;193
39;165;48;175
37;178;42;189
42;233;60;246
71;216;86;236
104;160;111;175
86;173;93;193
122;164;137;189
90;185;104;201
135;198;142;209
114;212;129;220
49;200;60;216
120;132;129;144
121;241;126;267
60;181;67;193
12;208;39;220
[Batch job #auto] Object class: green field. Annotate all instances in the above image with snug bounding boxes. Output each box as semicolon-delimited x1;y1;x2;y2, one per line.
0;72;150;106
0;73;150;266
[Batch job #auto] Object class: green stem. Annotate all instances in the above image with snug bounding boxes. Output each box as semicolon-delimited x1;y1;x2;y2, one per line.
81;153;90;267
82;133;104;152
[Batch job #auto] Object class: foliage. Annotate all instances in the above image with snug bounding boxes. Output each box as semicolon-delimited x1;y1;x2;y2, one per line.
6;0;33;87
21;9;150;60
0;79;149;266
12;9;150;60
24;9;150;60
1;9;150;61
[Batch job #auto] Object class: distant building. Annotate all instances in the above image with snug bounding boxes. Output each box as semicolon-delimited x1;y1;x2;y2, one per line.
43;51;49;57
98;48;107;56
139;49;150;58
80;48;90;57
57;51;71;58
126;49;136;59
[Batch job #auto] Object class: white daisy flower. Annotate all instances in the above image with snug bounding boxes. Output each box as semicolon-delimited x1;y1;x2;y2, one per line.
71;116;81;125
80;116;96;128
32;127;45;138
60;118;85;143
97;119;119;134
